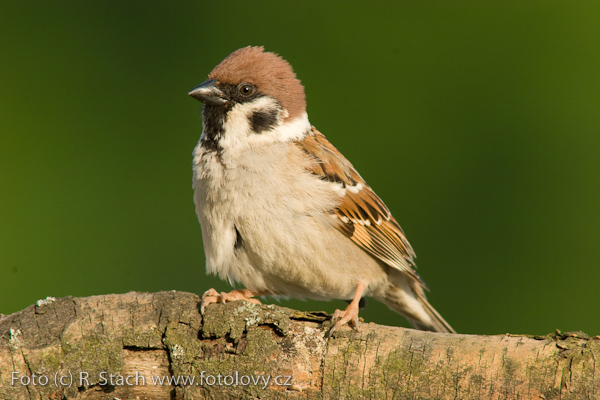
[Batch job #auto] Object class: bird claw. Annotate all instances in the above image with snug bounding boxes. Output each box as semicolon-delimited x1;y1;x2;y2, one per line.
200;288;262;314
328;304;361;338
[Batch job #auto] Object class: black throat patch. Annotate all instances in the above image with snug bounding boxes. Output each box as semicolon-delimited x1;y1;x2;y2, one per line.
201;104;229;153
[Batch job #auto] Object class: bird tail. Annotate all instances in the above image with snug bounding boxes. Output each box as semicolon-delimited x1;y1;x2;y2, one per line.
378;284;456;334
412;291;455;333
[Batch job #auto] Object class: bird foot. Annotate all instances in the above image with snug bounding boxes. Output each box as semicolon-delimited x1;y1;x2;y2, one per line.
328;302;361;338
200;288;262;314
328;282;366;338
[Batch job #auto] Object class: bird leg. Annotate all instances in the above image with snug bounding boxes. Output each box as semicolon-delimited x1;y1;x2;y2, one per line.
200;288;268;314
328;282;366;337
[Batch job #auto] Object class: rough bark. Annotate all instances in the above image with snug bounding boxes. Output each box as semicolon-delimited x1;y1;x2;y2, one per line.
0;291;598;400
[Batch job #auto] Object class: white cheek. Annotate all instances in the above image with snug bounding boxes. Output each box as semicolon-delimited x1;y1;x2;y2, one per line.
263;112;311;143
246;112;311;149
217;95;313;157
219;103;254;151
218;97;280;152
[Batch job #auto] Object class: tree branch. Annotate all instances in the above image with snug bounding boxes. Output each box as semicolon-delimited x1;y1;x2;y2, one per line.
0;291;598;399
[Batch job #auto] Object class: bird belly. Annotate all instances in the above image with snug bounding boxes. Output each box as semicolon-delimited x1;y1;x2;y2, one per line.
232;213;390;301
193;142;389;301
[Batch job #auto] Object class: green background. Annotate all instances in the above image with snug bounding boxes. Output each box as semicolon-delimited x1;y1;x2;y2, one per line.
1;2;599;336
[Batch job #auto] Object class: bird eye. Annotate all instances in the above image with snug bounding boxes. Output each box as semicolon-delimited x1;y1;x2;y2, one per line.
237;82;256;97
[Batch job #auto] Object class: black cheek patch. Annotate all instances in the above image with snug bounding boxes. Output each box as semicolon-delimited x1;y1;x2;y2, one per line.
250;109;279;134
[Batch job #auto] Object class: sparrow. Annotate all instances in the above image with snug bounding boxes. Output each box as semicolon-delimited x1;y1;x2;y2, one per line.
189;46;455;335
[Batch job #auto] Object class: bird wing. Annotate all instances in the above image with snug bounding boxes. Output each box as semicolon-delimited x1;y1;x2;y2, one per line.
295;127;426;288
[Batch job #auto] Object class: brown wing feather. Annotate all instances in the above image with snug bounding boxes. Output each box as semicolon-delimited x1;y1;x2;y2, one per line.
295;127;426;288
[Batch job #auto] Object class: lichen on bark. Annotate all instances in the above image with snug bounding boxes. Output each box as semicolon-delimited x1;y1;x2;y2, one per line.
1;291;599;399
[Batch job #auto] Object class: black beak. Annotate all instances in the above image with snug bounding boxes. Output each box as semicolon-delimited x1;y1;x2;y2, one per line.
188;78;227;105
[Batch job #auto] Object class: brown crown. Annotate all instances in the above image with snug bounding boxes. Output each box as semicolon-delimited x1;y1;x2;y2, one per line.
208;46;307;121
